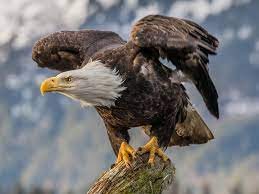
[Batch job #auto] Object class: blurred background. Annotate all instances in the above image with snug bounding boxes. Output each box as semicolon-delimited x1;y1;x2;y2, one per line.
0;0;259;193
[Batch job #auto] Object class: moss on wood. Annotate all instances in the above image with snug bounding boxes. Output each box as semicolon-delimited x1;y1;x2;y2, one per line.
87;153;175;194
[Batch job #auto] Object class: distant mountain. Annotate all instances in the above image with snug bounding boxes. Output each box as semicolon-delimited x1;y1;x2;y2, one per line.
0;0;258;193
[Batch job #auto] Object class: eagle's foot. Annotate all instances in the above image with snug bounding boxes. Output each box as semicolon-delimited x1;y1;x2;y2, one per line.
115;142;136;168
138;136;169;165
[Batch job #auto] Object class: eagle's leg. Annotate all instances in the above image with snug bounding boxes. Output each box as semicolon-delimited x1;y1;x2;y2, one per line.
115;142;136;168
138;136;169;165
104;123;136;168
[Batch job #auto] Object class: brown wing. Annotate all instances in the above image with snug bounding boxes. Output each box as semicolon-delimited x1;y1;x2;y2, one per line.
32;30;125;72
130;15;219;118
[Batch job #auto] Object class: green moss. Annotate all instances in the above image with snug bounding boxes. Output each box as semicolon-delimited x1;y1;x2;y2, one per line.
87;154;175;194
110;164;174;194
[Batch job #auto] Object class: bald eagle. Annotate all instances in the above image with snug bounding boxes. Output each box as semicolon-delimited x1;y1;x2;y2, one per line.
32;15;219;167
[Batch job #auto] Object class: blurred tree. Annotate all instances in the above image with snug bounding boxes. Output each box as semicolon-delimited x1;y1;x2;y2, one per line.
249;186;259;194
202;182;211;194
166;179;180;194
185;187;193;194
12;183;25;194
28;187;55;194
230;181;243;194
66;191;74;194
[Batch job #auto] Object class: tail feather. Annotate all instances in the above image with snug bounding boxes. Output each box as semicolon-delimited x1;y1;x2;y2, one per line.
169;103;214;146
142;103;214;147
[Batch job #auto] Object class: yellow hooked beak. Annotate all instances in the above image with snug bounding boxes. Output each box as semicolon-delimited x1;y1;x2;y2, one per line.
40;77;61;96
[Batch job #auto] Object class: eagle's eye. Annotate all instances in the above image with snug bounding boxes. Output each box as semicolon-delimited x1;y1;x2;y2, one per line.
65;76;72;83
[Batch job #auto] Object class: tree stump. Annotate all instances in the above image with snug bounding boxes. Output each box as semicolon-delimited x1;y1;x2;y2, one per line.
87;153;175;194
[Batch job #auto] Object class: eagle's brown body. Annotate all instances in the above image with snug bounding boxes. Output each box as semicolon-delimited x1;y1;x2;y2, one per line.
32;15;219;155
93;42;188;152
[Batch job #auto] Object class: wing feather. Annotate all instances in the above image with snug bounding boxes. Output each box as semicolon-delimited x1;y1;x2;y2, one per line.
130;15;219;118
32;30;125;72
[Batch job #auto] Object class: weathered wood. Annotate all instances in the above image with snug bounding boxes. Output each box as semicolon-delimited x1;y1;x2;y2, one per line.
87;153;175;194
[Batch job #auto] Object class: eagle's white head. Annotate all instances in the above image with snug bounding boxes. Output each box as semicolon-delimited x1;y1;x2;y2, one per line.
40;60;126;107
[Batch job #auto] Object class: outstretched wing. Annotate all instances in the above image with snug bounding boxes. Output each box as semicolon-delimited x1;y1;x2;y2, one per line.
130;15;219;118
32;30;125;72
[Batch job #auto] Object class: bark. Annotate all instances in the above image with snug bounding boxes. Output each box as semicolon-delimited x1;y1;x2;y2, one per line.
87;153;175;194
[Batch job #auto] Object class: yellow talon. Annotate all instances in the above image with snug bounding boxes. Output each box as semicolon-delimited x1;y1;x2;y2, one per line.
138;136;169;165
115;142;136;168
